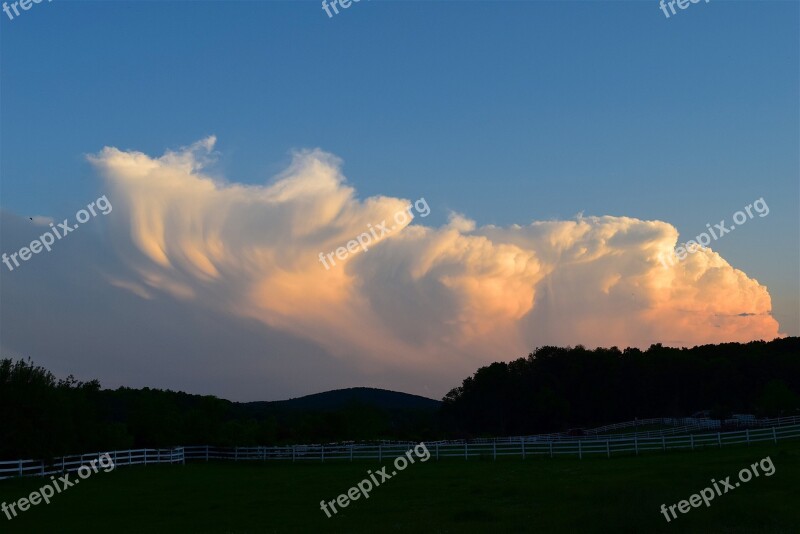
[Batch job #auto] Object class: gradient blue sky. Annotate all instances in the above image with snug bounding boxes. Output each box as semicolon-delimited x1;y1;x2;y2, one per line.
0;0;798;398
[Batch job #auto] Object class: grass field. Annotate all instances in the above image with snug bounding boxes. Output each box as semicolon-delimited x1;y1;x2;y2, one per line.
1;441;798;533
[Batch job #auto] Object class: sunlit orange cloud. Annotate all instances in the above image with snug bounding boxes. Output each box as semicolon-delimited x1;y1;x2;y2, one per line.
88;138;783;376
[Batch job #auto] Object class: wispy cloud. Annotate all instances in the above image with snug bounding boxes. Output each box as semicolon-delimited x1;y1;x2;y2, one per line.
84;137;782;377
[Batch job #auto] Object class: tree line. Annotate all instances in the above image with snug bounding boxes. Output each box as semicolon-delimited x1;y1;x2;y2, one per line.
0;359;438;460
441;338;800;437
1;337;798;459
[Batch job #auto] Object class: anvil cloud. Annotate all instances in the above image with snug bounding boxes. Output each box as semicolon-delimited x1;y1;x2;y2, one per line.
82;137;781;384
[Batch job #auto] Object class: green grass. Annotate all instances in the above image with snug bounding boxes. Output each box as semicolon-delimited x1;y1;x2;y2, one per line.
1;442;798;533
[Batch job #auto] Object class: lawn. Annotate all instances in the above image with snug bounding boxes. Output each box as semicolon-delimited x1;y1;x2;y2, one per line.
0;441;798;533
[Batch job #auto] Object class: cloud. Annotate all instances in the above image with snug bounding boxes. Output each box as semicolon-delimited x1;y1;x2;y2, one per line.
30;215;54;226
0;138;783;400
87;138;782;375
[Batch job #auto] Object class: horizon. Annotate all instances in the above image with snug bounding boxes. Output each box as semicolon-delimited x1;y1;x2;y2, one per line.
5;337;796;404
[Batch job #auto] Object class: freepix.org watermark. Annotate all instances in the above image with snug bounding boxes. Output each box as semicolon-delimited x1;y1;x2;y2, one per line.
318;198;430;270
659;456;775;523
658;197;768;269
321;0;365;19
319;442;431;518
659;0;710;19
2;454;115;521
2;195;112;273
2;0;52;22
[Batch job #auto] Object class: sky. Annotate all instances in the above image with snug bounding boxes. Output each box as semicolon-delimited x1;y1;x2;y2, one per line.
0;0;798;401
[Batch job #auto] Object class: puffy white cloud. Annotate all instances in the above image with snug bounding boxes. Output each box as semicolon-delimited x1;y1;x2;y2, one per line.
84;137;782;386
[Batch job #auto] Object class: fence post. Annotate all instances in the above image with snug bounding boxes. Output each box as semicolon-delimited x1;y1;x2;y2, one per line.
746;429;750;445
321;445;324;463
521;438;525;460
144;450;147;466
634;436;638;456
717;432;722;448
350;445;354;462
549;441;553;458
606;440;610;458
662;436;666;451
465;442;468;460
205;445;209;462
578;440;582;459
690;435;694;450
292;446;296;462
435;443;439;461
772;427;777;444
493;440;496;461
17;460;23;477
378;444;382;462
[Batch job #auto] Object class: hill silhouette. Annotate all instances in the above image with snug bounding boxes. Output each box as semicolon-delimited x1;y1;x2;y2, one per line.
245;387;440;412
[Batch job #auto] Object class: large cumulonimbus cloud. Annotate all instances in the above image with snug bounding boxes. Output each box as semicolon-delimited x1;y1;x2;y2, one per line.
88;137;782;379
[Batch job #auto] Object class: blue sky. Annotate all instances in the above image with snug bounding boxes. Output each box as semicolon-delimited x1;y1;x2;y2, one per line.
0;0;797;399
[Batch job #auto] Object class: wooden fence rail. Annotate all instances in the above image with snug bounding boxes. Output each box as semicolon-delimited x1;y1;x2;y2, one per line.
0;448;184;481
181;423;800;463
2;423;798;481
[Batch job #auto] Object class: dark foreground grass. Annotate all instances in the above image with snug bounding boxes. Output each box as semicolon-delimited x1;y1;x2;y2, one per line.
0;442;798;533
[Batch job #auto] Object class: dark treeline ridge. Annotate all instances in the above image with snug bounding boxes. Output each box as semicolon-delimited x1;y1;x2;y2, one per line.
1;337;798;460
442;338;800;437
0;360;440;460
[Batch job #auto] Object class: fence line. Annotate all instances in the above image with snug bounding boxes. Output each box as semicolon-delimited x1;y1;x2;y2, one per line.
0;448;184;481
2;423;798;481
429;415;800;444
582;415;800;436
180;424;800;463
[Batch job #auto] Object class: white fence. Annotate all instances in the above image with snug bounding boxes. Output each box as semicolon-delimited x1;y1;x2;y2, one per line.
583;415;800;436
182;423;800;463
431;415;800;444
0;448;184;481
2;423;799;481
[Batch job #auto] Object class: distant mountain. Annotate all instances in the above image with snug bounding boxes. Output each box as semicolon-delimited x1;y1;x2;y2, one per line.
244;387;441;412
